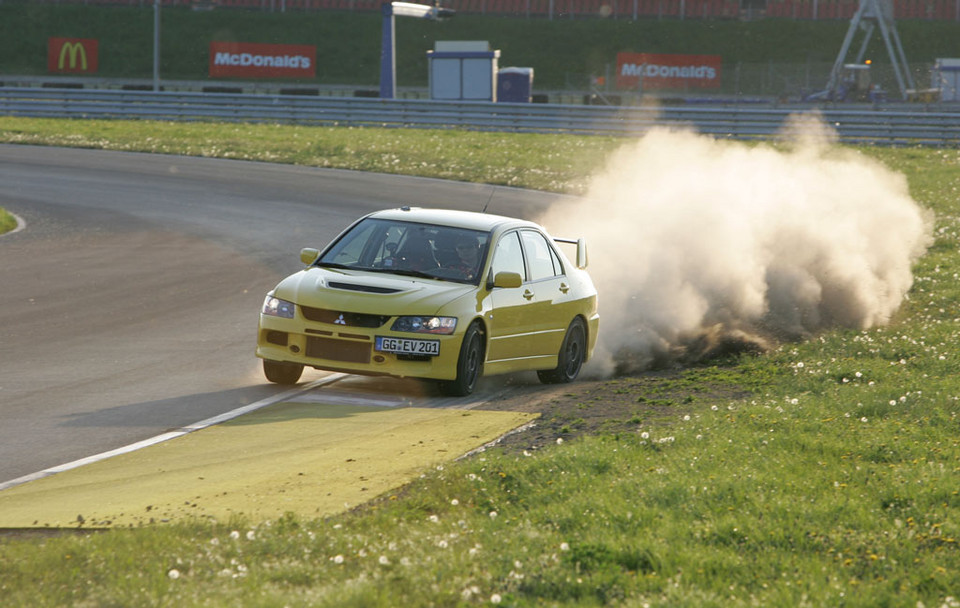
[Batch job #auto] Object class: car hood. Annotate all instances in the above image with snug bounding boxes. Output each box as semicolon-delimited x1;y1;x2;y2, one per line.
273;267;476;315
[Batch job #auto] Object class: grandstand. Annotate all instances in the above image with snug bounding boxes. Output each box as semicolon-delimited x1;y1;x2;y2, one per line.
21;0;960;21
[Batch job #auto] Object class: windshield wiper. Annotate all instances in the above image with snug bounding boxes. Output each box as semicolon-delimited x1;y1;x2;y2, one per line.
387;269;438;280
316;262;352;270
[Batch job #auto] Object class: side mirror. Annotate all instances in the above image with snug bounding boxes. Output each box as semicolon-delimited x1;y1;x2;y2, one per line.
300;248;320;265
576;238;588;269
491;271;523;289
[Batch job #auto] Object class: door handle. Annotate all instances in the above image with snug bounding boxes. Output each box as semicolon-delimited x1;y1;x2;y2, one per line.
522;289;534;300
559;282;570;293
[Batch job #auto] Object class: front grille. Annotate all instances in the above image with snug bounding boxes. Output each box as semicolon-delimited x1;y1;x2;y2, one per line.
306;336;371;364
300;306;390;328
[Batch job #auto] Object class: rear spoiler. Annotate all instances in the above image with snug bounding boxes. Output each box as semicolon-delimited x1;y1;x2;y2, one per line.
553;237;588;269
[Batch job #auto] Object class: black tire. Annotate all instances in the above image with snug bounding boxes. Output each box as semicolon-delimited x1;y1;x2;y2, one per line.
538;318;586;385
441;323;484;396
263;359;304;385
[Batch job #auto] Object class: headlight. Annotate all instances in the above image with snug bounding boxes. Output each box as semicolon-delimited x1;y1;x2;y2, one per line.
262;295;296;319
391;316;457;335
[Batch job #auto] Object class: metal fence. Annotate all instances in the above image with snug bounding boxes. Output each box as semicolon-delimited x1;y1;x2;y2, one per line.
2;87;958;145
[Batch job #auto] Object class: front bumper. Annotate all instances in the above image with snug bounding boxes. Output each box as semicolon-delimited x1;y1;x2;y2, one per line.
256;313;464;381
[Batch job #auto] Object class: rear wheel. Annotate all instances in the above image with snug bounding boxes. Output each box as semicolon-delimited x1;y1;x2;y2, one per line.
538;318;586;385
263;359;304;385
441;323;484;396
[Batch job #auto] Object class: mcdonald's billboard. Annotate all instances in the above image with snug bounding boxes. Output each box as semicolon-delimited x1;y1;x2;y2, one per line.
209;42;315;79
48;38;99;74
616;53;721;90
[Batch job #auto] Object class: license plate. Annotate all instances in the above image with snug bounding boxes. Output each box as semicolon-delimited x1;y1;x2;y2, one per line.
375;336;440;356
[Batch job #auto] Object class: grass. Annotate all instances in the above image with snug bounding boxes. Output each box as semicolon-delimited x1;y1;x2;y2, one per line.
0;119;959;606
0;208;15;235
0;117;618;193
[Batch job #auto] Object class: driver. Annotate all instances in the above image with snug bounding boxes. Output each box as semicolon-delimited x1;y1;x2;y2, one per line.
449;237;480;280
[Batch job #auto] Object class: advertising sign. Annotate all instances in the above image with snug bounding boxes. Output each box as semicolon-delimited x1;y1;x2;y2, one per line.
616;53;722;90
48;38;99;74
209;42;316;79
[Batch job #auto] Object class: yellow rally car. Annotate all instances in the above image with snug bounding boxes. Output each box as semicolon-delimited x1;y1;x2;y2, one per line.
256;207;599;395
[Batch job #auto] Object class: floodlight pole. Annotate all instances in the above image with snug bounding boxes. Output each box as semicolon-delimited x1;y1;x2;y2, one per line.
153;0;160;91
380;2;453;99
380;3;398;99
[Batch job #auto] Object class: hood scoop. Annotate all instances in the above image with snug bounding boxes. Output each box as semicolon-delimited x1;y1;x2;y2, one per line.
327;281;403;295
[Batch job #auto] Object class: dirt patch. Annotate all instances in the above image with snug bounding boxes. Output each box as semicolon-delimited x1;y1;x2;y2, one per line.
476;367;751;453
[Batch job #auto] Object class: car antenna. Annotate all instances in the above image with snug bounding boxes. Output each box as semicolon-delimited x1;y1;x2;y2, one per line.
481;187;496;214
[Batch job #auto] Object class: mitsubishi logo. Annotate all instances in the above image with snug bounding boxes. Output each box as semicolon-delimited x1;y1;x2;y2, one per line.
334;314;347;325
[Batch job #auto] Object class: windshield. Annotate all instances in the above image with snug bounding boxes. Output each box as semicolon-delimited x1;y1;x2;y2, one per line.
318;218;491;285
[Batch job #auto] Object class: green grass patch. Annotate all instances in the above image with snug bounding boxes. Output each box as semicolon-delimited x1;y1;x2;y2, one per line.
0;207;16;235
0;117;616;193
0;121;958;606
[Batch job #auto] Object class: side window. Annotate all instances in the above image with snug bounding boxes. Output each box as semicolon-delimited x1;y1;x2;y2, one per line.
550;245;565;276
490;232;526;280
521;230;558;282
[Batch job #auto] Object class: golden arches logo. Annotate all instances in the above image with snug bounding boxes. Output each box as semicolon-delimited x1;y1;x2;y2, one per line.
58;41;88;71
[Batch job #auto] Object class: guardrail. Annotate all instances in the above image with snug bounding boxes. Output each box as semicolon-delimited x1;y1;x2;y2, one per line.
2;87;959;145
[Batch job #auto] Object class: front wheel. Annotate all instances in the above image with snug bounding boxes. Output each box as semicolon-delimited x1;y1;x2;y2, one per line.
263;359;304;385
538;318;586;385
440;323;484;396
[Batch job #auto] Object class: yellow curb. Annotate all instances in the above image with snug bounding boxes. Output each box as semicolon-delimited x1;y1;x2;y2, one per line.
0;402;536;528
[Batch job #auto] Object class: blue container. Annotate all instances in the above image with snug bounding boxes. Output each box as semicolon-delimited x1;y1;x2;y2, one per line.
497;67;534;103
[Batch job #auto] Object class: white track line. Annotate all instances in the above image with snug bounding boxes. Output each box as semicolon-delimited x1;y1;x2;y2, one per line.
0;374;346;492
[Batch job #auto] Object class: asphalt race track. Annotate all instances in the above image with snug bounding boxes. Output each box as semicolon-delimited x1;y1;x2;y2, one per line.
0;144;566;487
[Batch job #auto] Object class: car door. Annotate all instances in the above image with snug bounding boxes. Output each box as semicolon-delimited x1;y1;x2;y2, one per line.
485;230;537;365
517;229;572;357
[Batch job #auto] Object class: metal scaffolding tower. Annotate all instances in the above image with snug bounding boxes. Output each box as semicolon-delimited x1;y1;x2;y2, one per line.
824;0;915;101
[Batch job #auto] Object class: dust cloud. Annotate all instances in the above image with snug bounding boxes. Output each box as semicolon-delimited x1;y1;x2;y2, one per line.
539;116;933;376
